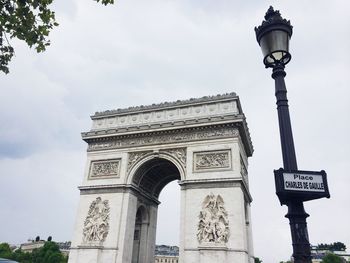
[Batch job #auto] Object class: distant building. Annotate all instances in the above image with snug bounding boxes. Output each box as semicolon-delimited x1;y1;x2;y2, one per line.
20;240;45;253
155;245;179;256
20;240;71;256
57;241;71;256
311;245;350;263
155;245;179;263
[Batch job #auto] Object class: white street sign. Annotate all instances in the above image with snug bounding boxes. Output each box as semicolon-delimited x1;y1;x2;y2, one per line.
283;172;325;192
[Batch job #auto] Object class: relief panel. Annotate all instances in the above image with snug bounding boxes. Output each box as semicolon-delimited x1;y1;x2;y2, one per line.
82;197;110;243
89;159;121;179
197;193;230;244
193;150;232;172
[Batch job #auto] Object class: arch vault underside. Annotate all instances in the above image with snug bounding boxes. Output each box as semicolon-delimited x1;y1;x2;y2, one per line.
68;93;255;263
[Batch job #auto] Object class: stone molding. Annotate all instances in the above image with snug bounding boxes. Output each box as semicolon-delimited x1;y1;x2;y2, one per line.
91;100;238;131
193;150;231;172
184;248;248;254
89;159;121;179
78;184;161;206
85;124;239;152
93;93;237;117
179;178;252;203
126;148;186;176
72;246;118;250
240;156;248;185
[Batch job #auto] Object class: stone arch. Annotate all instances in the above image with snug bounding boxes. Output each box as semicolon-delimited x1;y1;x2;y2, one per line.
127;151;185;198
131;157;181;198
69;94;255;263
132;204;150;263
136;204;149;224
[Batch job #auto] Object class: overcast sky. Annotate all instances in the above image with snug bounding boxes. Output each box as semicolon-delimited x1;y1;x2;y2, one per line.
0;0;349;262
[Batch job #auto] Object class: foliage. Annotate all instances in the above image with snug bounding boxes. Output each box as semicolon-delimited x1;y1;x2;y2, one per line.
32;242;65;263
0;0;58;73
94;0;114;5
0;0;114;74
254;257;262;263
321;253;344;263
0;242;13;259
0;242;67;263
317;242;347;251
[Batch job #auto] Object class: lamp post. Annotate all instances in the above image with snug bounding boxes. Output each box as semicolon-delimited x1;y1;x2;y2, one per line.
255;7;312;263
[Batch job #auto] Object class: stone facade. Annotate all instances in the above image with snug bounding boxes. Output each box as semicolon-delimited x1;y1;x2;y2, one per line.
68;93;254;263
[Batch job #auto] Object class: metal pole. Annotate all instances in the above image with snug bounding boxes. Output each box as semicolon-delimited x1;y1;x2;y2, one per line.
271;63;312;263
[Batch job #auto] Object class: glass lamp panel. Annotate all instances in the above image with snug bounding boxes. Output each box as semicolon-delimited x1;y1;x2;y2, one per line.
259;30;290;58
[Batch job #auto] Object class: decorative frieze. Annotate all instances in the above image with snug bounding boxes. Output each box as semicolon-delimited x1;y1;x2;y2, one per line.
89;159;120;179
87;126;239;152
83;197;110;243
197;193;230;244
194;150;231;172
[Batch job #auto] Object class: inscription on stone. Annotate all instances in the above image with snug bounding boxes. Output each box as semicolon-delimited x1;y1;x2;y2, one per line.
89;159;120;179
194;150;231;172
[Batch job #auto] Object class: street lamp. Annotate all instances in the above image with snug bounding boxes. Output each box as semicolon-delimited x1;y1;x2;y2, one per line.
255;7;330;263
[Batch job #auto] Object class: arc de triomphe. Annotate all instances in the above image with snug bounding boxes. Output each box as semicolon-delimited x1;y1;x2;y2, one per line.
68;93;254;263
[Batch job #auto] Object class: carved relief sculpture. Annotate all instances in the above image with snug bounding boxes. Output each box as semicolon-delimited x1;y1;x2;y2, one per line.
87;126;239;151
197;193;230;244
194;150;231;172
83;197;110;243
161;148;187;168
127;151;150;173
89;159;120;179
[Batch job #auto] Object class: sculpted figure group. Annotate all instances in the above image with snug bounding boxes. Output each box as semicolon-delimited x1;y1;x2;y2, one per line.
197;193;230;244
83;197;110;243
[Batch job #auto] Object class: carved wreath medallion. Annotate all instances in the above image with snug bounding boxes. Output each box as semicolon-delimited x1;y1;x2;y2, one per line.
83;197;110;243
197;193;230;244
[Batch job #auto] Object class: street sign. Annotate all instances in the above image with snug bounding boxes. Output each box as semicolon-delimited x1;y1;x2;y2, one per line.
274;168;330;205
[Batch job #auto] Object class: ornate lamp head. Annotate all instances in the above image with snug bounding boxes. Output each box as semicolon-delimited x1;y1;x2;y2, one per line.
255;6;293;68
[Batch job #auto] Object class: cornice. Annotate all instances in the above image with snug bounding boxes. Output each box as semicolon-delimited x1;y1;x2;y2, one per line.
92;92;237;118
179;177;253;203
82;114;243;139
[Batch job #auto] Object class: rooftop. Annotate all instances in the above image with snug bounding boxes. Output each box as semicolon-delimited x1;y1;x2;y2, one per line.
92;92;237;118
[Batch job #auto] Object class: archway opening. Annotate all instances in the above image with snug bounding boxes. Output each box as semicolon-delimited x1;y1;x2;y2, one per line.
131;157;181;263
132;157;181;198
156;180;180;258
